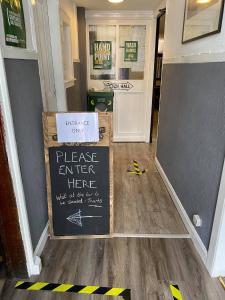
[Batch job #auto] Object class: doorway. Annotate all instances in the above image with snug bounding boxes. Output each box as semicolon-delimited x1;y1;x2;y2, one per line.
150;8;166;144
85;11;187;237
86;14;155;142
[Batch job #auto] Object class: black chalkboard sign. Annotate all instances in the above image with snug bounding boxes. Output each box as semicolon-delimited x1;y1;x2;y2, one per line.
48;146;110;236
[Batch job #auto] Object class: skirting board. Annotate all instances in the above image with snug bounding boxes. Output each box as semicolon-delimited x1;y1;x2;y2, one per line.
113;233;190;238
34;222;49;257
155;158;208;264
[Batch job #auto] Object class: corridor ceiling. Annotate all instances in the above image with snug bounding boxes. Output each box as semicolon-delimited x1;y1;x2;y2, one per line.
73;0;162;10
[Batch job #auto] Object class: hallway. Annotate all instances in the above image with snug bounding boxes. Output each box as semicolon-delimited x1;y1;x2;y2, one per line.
114;108;187;235
1;140;223;299
2;238;224;299
1;0;225;297
114;142;188;235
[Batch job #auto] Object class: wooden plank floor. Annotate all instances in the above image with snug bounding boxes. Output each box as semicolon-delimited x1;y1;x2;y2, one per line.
1;238;224;299
113;142;187;235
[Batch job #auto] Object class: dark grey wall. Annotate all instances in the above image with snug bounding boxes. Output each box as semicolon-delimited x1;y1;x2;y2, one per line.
66;62;83;111
4;59;48;250
157;63;225;249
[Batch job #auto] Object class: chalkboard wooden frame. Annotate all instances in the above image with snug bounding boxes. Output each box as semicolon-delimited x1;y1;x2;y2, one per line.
43;112;113;239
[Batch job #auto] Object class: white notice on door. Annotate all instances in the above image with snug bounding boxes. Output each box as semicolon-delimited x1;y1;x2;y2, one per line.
56;113;99;143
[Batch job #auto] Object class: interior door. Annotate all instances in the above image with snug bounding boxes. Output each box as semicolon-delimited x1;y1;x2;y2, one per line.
87;23;151;142
33;0;57;112
114;25;147;142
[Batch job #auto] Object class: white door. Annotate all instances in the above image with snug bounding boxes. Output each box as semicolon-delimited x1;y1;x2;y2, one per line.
114;25;147;142
87;18;154;142
33;0;57;112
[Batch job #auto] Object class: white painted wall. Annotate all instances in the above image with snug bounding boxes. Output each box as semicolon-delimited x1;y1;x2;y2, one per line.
60;0;79;61
164;0;225;61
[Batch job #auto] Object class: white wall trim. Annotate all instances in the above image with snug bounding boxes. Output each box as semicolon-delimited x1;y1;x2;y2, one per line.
0;48;41;276
1;47;38;60
155;158;208;264
34;222;49;257
113;233;190;239
113;136;146;143
85;10;154;21
65;78;76;89
47;0;67;112
207;159;225;277
164;52;225;65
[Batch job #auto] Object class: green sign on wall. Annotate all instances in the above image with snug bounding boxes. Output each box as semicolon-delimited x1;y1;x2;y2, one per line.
1;0;26;48
124;41;138;62
93;41;112;70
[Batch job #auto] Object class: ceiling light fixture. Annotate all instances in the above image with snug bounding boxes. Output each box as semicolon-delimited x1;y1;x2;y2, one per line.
108;0;124;3
196;0;212;4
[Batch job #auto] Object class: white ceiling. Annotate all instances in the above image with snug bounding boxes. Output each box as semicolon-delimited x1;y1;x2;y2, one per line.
73;0;162;11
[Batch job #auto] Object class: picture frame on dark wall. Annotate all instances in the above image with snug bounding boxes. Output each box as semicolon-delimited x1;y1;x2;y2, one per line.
182;0;225;44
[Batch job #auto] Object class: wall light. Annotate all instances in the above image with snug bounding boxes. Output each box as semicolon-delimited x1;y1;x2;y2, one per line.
108;0;124;3
196;0;212;4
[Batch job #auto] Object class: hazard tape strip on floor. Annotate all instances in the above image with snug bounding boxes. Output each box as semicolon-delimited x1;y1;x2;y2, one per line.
127;160;147;176
219;277;225;291
15;281;131;300
170;284;183;300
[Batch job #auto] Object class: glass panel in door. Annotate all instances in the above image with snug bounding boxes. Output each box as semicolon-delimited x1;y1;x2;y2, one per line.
119;25;146;80
89;25;116;80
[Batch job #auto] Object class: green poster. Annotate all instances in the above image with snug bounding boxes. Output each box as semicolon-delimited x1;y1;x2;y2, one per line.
124;41;138;62
1;0;26;48
93;41;112;70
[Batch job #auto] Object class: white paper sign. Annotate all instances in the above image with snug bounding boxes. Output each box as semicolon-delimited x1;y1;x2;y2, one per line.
56;113;99;143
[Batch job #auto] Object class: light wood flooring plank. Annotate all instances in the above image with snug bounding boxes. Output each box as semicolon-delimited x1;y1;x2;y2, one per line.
1;238;224;300
113;143;187;234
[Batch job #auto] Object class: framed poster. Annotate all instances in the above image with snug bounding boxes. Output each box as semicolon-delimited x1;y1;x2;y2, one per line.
124;41;138;62
1;0;26;48
182;0;225;43
93;41;112;70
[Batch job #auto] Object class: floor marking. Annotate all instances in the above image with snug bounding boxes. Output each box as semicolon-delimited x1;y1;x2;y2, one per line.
15;281;131;300
219;277;225;290
170;284;183;300
127;160;147;176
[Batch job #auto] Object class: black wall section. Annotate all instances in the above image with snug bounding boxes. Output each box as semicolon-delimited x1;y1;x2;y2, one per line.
4;59;48;250
66;7;87;112
66;62;82;111
157;63;225;249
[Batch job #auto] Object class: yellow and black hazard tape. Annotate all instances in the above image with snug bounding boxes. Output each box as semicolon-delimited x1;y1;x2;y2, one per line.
219;277;225;290
15;281;131;300
127;160;147;176
170;284;183;300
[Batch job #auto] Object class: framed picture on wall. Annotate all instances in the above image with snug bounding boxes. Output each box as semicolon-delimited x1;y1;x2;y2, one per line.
1;0;26;48
182;0;225;43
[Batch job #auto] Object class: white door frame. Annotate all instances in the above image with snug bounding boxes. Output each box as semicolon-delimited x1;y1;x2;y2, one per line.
47;0;67;111
33;0;58;112
85;11;156;142
207;158;225;277
0;52;41;277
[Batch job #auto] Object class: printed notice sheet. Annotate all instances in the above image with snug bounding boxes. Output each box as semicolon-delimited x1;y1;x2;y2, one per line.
56;113;99;143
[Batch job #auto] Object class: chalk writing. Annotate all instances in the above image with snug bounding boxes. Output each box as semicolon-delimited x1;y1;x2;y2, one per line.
49;146;109;235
